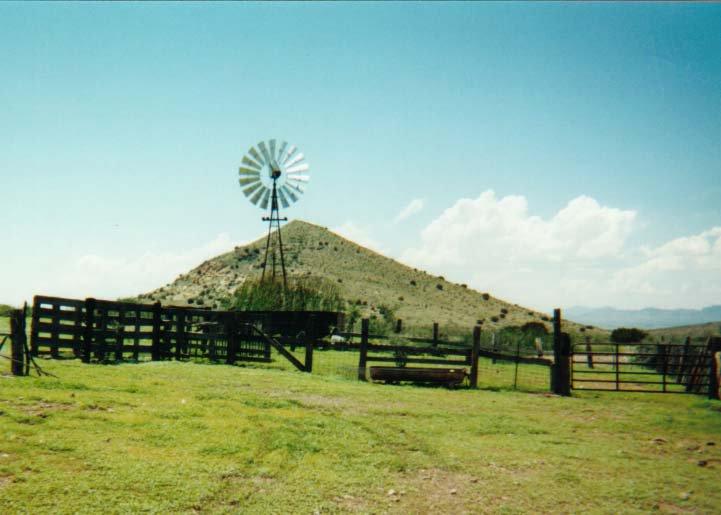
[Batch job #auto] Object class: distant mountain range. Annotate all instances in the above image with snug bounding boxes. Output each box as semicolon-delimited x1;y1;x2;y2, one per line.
565;305;721;330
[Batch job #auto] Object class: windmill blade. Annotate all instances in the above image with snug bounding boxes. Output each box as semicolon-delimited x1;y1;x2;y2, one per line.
248;147;265;166
269;139;276;161
287;174;310;183
277;188;290;208
276;141;288;162
285;152;304;168
259;188;272;210
239;166;261;176
286;182;305;195
286;163;309;174
239;176;260;186
249;186;267;205
242;156;262;170
281;185;298;203
282;145;297;165
242;182;263;197
258;141;272;164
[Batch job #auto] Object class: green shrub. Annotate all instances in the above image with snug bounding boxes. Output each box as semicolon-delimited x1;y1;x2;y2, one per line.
520;321;548;336
611;327;648;343
225;276;344;312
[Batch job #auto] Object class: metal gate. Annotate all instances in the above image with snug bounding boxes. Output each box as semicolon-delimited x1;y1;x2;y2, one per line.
571;340;712;394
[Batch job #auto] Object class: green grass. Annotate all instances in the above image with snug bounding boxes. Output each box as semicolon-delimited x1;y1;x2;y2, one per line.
1;340;720;513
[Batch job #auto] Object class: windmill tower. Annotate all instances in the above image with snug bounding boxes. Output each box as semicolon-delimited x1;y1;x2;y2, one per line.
238;139;310;288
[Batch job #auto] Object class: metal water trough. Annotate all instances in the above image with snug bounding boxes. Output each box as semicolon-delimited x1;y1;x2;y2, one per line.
369;366;467;386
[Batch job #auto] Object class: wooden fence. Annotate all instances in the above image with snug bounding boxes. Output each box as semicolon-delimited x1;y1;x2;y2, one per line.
29;295;343;372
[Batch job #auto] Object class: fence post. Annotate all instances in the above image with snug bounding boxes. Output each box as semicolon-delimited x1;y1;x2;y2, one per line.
708;337;721;400
114;326;124;362
50;303;60;359
225;315;237;365
395;319;402;334
304;333;314;373
585;336;594;369
432;322;439;347
176;312;186;360
151;301;161;361
30;296;39;356
551;308;571;395
678;336;691;384
659;344;668;393
10;309;27;376
469;325;480;388
358;318;369;381
83;298;96;363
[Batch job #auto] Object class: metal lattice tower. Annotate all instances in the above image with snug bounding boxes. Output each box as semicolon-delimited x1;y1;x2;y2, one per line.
238;139;310;288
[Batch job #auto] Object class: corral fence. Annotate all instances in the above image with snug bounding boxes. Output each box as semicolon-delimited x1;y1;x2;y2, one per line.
12;297;716;398
27;295;343;372
7;294;558;392
554;309;721;399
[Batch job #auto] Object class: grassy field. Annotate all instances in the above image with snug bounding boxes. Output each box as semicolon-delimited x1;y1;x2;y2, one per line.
2;327;720;513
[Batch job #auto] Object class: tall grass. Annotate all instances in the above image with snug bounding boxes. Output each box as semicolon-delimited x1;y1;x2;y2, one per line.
223;276;345;312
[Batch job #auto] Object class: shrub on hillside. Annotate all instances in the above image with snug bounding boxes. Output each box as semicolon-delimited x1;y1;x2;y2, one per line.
500;308;508;314
610;327;648;343
436;284;443;290
482;293;490;301
225;276;344;312
520;321;548;336
490;316;499;323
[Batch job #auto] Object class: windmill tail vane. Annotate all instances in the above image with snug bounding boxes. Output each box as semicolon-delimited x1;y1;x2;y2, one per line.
239;139;310;289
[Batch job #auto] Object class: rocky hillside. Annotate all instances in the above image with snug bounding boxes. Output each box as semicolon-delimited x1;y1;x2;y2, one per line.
138;220;600;335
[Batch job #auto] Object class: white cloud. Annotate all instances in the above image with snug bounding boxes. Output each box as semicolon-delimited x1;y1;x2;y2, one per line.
393;198;425;223
401;190;636;269
399;190;721;310
9;234;242;304
333;221;385;253
610;227;721;305
401;190;721;310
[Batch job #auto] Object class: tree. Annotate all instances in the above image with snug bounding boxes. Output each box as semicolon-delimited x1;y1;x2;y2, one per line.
610;327;648;344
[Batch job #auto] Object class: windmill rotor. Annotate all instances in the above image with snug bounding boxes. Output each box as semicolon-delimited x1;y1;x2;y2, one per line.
238;139;310;287
239;139;310;209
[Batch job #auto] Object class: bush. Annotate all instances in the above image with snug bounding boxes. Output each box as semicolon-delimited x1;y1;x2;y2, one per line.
482;293;490;301
611;327;648;343
436;284;443;290
520;321;548;336
500;308;508;315
0;304;17;317
225;276;344;312
410;280;417;286
490;316;499;323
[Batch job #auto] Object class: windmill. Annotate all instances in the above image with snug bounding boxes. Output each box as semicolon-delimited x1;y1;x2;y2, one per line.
238;139;310;288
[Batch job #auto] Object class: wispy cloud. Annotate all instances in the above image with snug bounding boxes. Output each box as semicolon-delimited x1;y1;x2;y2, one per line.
394;198;425;223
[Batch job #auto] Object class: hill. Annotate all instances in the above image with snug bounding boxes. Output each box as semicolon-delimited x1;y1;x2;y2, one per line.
566;305;721;330
649;321;721;340
138;220;601;336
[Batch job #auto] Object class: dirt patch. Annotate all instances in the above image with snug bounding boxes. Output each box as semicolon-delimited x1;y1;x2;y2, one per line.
653;501;695;513
383;468;487;514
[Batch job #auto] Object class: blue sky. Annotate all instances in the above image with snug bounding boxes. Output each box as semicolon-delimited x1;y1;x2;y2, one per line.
1;2;720;311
